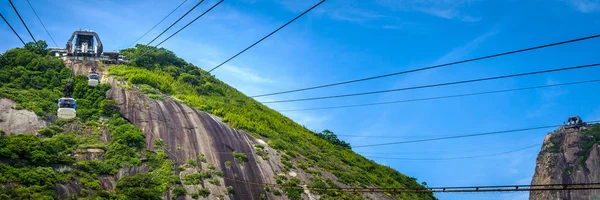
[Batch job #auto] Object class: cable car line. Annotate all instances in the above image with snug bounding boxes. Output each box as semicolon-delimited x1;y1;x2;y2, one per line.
8;0;43;53
207;0;327;73
145;0;204;46
25;0;58;47
0;13;26;46
128;0;189;48
250;33;600;98
260;63;600;104
130;0;223;62
366;144;540;161
277;79;600;112
351;120;600;148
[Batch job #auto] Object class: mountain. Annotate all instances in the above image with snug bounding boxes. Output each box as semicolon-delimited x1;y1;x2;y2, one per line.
529;122;600;200
0;42;435;200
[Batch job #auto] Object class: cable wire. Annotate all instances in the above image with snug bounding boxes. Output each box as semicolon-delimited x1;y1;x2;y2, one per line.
207;0;326;72
8;0;42;52
250;33;600;98
352;120;600;148
261;63;600;104
146;0;204;46
366;144;540;160
130;0;223;61
127;0;188;47
277;79;600;111
25;0;58;47
0;13;26;46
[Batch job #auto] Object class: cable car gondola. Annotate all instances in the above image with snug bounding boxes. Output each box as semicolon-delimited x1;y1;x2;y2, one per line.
58;82;76;119
88;73;99;86
57;97;76;119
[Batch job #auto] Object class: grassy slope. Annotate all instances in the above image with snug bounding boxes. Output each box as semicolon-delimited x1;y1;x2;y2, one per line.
117;45;435;199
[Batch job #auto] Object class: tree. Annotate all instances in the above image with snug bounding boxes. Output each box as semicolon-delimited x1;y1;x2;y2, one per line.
24;41;48;55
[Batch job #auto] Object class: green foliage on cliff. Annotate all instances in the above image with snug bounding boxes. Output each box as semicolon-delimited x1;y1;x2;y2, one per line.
114;45;435;199
0;44;178;199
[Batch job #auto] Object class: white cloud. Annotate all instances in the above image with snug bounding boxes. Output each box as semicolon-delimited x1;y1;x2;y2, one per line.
569;0;600;13
220;64;274;84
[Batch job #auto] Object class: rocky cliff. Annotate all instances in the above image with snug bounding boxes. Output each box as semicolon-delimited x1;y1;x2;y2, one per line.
0;98;46;134
530;125;600;200
70;61;392;200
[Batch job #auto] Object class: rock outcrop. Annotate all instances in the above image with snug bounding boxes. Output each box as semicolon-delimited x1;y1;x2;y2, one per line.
65;61;393;200
0;98;46;134
529;125;600;200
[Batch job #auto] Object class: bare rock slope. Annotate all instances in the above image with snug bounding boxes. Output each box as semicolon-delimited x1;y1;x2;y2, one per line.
529;125;600;200
69;61;393;199
0;98;46;134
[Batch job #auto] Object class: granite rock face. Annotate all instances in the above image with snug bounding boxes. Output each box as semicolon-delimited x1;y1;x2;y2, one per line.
530;125;600;200
0;98;46;134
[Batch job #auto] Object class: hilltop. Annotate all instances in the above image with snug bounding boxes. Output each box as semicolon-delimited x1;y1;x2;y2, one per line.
530;122;600;200
0;42;435;199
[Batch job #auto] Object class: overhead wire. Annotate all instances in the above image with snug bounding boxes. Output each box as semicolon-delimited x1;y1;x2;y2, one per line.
352;120;600;148
221;174;600;193
25;0;58;47
8;0;42;53
365;144;540;161
145;0;204;46
207;0;327;72
260;63;600;104
127;0;189;48
129;0;222;62
250;33;600;98
277;79;600;112
0;13;26;46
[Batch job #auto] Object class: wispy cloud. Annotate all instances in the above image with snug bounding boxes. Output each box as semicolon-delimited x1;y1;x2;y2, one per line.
569;0;600;13
434;26;500;65
377;0;482;22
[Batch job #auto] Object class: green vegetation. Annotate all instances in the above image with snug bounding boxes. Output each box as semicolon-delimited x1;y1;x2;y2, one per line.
172;186;187;197
233;151;249;164
208;178;220;186
188;159;198;167
226;186;234;194
114;45;434;199
0;43;178;199
580;124;600;165
224;160;232;167
198;153;207;163
282;177;302;200
197;188;210;198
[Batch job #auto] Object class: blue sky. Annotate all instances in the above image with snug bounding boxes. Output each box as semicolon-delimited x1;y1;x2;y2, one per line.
2;0;600;199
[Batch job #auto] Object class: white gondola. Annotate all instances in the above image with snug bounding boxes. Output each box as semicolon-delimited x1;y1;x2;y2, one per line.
57;97;76;119
88;73;99;86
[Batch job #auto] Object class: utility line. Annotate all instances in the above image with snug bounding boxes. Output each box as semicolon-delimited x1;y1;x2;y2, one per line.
207;0;326;72
0;13;26;46
146;0;203;46
250;33;600;98
261;63;600;104
127;0;188;48
277;79;600;111
352;120;600;148
8;0;42;52
25;0;58;47
366;144;540;161
221;174;600;193
130;0;222;62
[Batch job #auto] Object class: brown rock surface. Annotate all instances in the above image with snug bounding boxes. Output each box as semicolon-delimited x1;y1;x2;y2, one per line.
529;125;600;200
